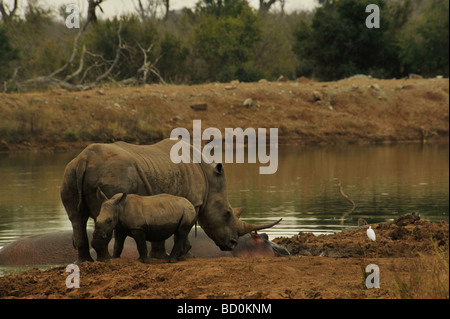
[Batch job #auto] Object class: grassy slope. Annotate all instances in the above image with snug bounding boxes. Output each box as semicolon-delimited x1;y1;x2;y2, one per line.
0;78;448;151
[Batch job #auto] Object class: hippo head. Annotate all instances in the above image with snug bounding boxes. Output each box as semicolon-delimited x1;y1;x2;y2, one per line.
233;233;290;257
93;189;126;242
198;163;281;251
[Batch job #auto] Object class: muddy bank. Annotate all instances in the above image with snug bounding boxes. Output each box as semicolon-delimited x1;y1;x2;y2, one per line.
0;78;448;151
1;216;448;299
274;217;449;258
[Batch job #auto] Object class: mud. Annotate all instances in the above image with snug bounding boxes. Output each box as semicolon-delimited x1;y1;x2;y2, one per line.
1;214;448;299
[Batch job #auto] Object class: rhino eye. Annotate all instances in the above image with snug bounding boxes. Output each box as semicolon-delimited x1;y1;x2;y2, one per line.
225;210;232;220
106;218;112;224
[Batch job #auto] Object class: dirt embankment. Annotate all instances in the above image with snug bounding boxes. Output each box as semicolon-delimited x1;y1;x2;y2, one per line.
1;215;448;299
0;77;448;151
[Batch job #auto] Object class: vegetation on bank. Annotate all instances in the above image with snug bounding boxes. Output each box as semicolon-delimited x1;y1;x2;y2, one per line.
0;0;448;91
0;78;448;151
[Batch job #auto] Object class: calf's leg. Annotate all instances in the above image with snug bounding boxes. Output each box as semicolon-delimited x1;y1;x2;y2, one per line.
131;229;150;263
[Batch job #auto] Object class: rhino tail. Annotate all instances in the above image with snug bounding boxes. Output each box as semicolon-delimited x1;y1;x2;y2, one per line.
75;156;88;212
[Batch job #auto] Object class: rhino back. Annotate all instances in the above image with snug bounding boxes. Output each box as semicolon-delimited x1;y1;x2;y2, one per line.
120;194;197;240
73;140;207;218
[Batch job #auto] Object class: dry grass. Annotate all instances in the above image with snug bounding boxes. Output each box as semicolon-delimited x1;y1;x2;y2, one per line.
392;240;449;299
0;78;448;151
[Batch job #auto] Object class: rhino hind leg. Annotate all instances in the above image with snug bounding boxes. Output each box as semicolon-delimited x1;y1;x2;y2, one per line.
71;215;94;263
149;241;169;259
178;239;192;261
169;231;191;263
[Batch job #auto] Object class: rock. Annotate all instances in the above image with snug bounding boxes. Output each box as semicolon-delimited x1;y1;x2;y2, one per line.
297;76;312;83
358;218;368;227
243;98;253;109
409;73;423;79
0;140;9;151
225;85;236;90
190;103;207;111
369;83;380;91
97;90;105;95
173;115;183;121
394;212;420;226
277;75;288;82
258;79;268;84
313;91;322;102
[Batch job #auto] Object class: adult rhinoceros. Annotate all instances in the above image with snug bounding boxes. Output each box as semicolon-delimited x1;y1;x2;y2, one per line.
60;138;281;262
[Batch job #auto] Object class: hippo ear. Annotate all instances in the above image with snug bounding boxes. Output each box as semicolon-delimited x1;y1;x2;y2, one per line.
113;193;127;206
233;207;245;218
213;163;224;175
97;187;109;203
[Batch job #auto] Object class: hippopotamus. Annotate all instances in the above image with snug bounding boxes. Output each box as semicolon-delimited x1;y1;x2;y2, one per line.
92;190;197;263
61;139;281;262
0;229;290;265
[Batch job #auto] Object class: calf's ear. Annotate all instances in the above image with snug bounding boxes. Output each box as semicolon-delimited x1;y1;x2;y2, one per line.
113;193;127;206
213;163;224;175
233;207;245;218
97;187;109;202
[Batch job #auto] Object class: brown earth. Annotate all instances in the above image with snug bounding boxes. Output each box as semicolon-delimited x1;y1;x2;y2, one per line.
1;215;448;299
0;77;448;151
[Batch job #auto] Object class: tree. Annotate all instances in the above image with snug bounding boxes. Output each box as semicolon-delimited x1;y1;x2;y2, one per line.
0;24;19;82
0;0;18;25
399;0;449;76
259;0;279;13
134;0;169;20
193;0;261;82
293;0;398;80
87;0;104;24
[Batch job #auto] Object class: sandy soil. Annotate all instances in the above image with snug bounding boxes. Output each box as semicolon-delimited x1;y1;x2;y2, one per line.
0;77;448;151
1;215;448;299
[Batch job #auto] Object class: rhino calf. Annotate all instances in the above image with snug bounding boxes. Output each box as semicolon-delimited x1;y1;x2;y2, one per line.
92;189;197;263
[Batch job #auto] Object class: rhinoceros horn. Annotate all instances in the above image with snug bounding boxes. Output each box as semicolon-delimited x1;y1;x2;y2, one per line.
233;207;282;236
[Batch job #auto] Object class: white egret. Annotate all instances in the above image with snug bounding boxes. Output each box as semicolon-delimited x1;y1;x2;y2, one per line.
367;226;376;241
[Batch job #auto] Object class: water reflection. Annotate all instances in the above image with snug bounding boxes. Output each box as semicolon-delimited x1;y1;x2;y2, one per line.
0;143;448;247
226;143;449;238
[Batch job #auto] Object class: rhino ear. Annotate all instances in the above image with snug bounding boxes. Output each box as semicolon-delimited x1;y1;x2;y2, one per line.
113;193;127;206
213;163;224;175
97;187;109;203
233;207;245;218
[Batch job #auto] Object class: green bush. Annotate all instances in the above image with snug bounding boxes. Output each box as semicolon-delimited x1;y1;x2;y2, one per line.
192;0;261;82
293;0;399;80
399;0;449;77
158;33;190;83
0;25;19;82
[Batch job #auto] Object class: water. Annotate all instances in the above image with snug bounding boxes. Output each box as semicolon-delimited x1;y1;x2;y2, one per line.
0;143;448;249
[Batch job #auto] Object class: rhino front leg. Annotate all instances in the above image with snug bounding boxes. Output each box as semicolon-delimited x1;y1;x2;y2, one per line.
113;229;126;258
131;230;150;263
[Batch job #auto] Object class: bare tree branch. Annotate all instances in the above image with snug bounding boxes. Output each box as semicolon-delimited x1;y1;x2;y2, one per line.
93;21;123;84
87;0;104;24
64;46;87;82
259;0;278;13
48;19;90;78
